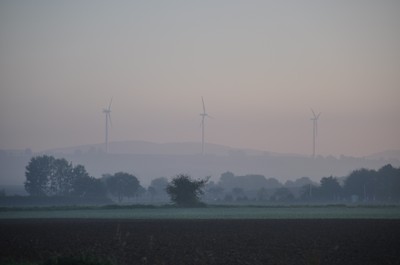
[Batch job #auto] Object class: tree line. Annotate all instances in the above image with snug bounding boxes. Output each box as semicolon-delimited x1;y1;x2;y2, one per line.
205;165;400;204
23;155;146;203
21;155;206;206
297;164;400;203
4;155;399;206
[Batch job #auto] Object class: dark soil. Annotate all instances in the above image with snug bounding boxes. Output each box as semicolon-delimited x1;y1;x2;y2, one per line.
1;219;400;265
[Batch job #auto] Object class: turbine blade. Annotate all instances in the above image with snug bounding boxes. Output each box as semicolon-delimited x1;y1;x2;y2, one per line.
317;112;321;119
202;97;206;113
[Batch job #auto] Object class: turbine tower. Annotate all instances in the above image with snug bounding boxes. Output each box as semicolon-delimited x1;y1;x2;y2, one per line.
200;97;212;155
311;108;321;158
103;98;113;153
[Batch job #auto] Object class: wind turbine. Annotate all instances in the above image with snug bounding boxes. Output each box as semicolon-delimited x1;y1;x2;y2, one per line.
311;108;321;158
103;98;113;153
200;97;212;155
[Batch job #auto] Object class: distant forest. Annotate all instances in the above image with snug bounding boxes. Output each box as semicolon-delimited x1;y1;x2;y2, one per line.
203;164;400;204
0;155;399;206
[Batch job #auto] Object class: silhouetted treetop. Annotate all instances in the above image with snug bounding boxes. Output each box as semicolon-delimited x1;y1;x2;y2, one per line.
24;155;102;197
166;174;209;207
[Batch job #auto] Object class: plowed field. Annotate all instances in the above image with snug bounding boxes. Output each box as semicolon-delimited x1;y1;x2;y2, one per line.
1;219;399;265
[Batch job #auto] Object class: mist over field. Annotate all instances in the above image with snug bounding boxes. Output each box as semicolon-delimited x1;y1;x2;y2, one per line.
1;141;400;190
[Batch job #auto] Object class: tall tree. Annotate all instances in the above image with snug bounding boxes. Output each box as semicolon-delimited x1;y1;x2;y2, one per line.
25;155;100;197
376;164;400;201
343;168;376;201
148;177;169;202
149;177;169;195
166;174;209;207
73;176;106;198
50;158;74;196
342;164;400;202
104;172;141;203
25;155;56;196
319;176;342;201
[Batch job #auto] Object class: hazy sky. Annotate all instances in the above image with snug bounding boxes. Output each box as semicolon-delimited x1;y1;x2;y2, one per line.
1;1;399;157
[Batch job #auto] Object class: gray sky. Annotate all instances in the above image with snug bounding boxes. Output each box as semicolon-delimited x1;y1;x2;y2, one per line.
1;0;399;157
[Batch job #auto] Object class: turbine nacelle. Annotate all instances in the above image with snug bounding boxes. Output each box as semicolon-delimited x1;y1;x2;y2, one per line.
200;97;212;155
311;108;321;120
200;113;212;119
